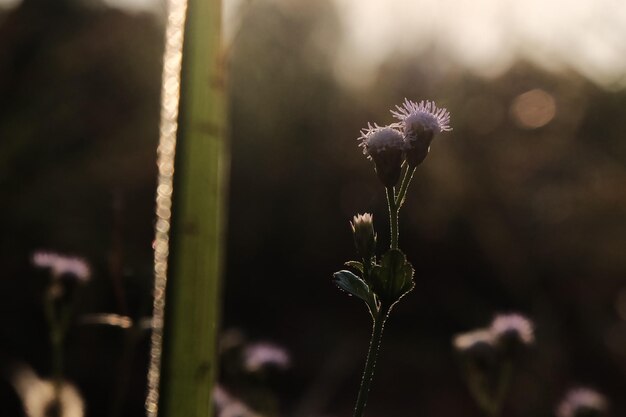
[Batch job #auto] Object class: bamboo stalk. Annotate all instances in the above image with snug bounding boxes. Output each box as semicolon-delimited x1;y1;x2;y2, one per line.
147;0;226;415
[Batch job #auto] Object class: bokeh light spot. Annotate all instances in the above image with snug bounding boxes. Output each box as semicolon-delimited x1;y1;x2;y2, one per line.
510;88;556;129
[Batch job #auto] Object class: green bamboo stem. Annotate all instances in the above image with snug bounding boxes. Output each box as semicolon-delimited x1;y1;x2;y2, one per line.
156;0;226;414
353;307;389;417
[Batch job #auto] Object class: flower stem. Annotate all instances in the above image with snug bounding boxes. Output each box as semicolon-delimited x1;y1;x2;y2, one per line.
492;361;514;417
353;307;389;417
45;296;65;414
387;187;399;249
395;166;416;209
386;187;398;250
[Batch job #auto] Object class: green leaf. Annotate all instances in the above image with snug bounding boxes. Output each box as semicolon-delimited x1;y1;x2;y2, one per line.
370;249;415;306
344;260;364;273
333;270;376;311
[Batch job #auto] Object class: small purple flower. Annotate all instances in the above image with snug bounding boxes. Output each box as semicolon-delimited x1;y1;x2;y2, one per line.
391;99;451;167
392;99;452;135
490;313;534;347
243;342;290;372
556;388;608;417
357;123;405;187
357;123;405;157
32;251;91;283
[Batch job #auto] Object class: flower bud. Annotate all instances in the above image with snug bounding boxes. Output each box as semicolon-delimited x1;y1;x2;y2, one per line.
391;99;452;168
358;124;404;187
350;213;376;262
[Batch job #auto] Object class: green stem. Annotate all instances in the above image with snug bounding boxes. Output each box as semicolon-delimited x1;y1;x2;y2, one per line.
353;307;389;417
51;330;64;417
47;300;65;415
386;187;398;250
492;361;513;417
395;166;416;209
466;369;496;417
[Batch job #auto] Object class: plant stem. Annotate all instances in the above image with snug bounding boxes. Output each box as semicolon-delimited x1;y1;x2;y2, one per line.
353;307;389;417
46;298;65;415
51;326;63;407
386;187;398;250
395;166;416;208
492;361;514;417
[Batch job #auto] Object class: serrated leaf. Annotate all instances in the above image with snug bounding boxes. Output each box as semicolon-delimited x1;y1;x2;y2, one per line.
332;270;376;312
344;260;364;273
370;249;415;306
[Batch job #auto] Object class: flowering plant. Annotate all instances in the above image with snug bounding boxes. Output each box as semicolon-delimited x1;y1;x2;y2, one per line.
333;99;451;417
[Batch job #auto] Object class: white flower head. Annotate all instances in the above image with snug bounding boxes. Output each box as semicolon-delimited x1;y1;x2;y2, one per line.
32;251;91;283
490;313;534;346
453;328;496;353
391;99;452;136
453;328;499;369
557;388;608;417
357;123;405;159
10;365;85;417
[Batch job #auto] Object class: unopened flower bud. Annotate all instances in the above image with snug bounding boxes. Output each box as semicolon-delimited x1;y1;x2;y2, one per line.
391;99;451;168
351;213;376;262
358;124;405;187
557;388;608;417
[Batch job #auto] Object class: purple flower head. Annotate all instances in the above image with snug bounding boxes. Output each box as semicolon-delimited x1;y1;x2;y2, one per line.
357;123;405;187
490;313;534;347
32;251;91;283
357;123;405;159
391;99;452;135
556;388;608;417
391;99;451;167
243;342;290;372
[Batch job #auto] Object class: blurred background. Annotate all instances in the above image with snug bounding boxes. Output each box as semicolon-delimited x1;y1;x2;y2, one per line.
1;0;625;416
